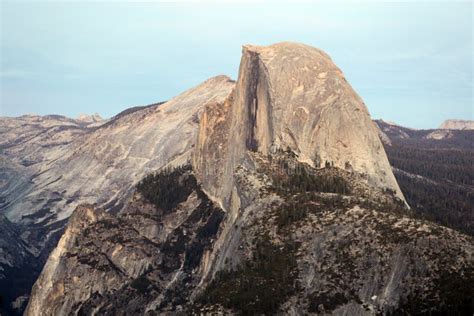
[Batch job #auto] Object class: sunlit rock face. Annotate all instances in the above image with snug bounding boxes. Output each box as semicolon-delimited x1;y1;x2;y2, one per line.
195;42;405;210
0;76;234;314
24;43;474;316
1;76;234;250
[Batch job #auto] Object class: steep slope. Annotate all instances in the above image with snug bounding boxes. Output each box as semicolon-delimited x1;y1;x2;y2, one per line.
0;215;39;315
439;119;474;130
26;167;226;315
0;116;99;314
0;115;101;219
1;76;233;249
0;114;99;167
195;42;404;212
26;153;474;315
197;152;473;315
0;76;234;314
26;43;473;315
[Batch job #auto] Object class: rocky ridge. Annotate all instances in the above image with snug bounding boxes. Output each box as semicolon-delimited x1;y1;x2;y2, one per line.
439;119;474;130
76;113;103;124
1;76;233;248
24;43;474;315
26;152;474;315
26;167;226;315
375;119;474;144
0;76;233;313
0;114;98;168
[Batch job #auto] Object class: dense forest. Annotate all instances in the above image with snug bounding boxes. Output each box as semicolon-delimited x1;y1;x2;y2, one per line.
376;121;474;236
375;120;474;149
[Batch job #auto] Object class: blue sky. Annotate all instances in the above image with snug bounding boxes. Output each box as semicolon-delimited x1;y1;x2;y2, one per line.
1;1;472;129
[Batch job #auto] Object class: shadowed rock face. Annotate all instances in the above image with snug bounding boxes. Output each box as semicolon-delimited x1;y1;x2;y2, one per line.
0;215;39;315
25;170;226;316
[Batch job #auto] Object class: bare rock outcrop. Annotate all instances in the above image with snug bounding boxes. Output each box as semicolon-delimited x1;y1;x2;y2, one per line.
25;152;474;315
25;169;226;315
0;76;233;312
76;113;103;124
25;205;101;316
24;43;474;315
195;42;405;211
1;76;233;249
439;119;474;130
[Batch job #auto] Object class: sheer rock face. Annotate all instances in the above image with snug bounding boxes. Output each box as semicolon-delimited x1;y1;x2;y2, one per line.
24;43;473;316
23;204;109;316
195;42;405;210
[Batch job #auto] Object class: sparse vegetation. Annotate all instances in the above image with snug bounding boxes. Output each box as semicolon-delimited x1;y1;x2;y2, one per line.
198;236;298;315
276;193;350;229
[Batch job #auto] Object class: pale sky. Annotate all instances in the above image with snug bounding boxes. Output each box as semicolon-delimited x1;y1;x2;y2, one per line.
1;1;472;129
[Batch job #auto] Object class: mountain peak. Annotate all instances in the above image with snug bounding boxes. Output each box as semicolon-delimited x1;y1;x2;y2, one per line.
195;42;405;208
243;41;329;57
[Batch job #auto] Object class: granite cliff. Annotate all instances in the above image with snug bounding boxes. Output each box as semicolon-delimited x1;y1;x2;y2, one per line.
7;43;474;315
1;76;233;249
195;43;404;212
0;76;233;313
26;154;473;315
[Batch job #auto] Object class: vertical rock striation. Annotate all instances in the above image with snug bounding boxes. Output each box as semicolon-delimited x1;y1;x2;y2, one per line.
25;43;474;316
195;42;405;212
